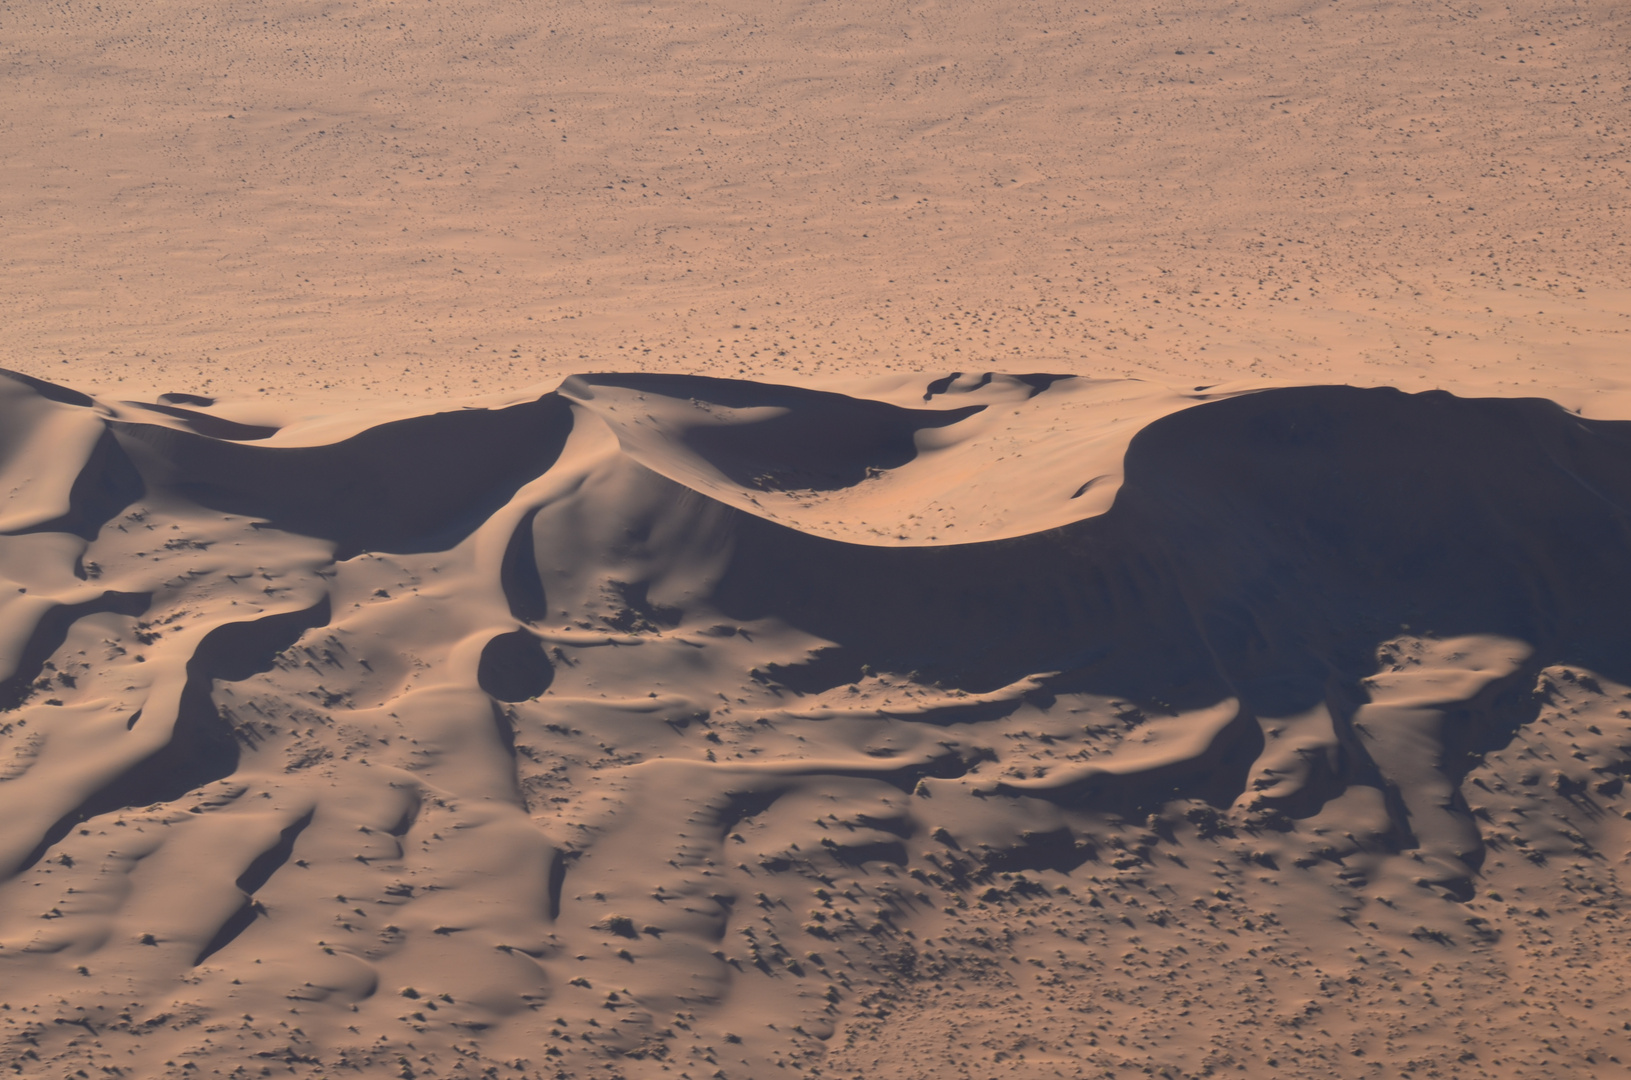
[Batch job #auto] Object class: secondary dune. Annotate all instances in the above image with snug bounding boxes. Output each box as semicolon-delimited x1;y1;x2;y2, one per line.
3;367;1631;1078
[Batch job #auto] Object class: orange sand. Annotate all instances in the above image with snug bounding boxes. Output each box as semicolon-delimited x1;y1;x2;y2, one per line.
4;3;1631;1079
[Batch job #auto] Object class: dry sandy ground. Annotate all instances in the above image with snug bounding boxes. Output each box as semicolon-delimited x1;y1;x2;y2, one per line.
4;0;1630;404
5;2;1631;1080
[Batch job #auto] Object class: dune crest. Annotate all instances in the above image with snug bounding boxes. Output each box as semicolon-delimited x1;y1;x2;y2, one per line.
559;371;1207;544
5;369;1631;1077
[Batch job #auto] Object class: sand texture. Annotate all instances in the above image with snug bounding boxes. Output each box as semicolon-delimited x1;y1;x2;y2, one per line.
4;0;1631;405
1;368;1631;1079
7;0;1631;1077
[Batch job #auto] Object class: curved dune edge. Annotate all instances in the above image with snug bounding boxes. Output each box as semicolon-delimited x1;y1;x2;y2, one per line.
555;370;1216;544
4;369;1631;1077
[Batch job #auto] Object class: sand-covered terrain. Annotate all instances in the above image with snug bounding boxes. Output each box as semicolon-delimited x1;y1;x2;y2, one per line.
6;0;1630;404
5;2;1631;1079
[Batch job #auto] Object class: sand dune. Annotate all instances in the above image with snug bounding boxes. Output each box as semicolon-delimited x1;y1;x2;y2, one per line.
7;0;1631;1075
4;367;1631;1077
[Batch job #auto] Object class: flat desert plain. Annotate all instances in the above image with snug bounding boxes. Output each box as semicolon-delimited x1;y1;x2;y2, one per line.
3;2;1631;1079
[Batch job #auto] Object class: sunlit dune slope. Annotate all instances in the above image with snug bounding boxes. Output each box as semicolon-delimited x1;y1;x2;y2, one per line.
5;369;1631;1077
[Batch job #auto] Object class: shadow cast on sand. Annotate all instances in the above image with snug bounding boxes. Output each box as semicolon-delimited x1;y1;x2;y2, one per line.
4;371;1631;968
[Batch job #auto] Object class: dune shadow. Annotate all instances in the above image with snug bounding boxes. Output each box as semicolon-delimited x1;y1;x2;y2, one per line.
566;372;984;493
113;394;575;558
696;386;1631;834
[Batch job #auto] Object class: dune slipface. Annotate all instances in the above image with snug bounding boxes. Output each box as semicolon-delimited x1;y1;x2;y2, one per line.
4;368;1631;1077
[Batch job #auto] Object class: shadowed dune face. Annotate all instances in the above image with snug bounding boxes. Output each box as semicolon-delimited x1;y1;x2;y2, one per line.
702;385;1631;703
5;370;1631;1075
111;393;576;558
562;372;986;494
1111;386;1631;701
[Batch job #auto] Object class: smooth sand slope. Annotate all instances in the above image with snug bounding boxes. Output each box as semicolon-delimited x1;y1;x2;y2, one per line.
5;368;1631;1079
